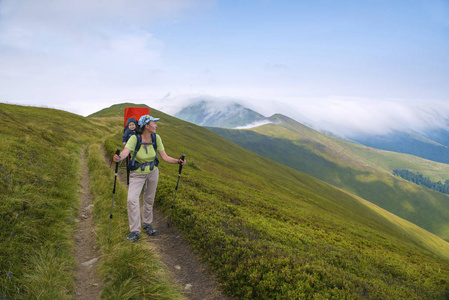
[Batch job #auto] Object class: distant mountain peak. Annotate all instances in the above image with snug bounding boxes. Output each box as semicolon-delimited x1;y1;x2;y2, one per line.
268;113;296;123
175;99;266;128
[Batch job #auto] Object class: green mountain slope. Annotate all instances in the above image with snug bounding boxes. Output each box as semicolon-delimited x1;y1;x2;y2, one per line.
87;102;150;118
2;103;449;299
208;114;449;243
96;103;449;299
266;114;449;182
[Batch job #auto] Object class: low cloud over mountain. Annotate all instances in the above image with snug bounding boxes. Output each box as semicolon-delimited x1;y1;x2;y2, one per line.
156;94;449;164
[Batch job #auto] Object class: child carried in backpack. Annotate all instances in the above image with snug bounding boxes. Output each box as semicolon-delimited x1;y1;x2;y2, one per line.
122;118;137;146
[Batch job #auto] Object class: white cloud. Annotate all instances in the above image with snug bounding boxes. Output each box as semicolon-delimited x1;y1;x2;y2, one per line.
154;94;240;115
271;97;449;137
0;0;447;132
235;120;273;129
0;0;213;115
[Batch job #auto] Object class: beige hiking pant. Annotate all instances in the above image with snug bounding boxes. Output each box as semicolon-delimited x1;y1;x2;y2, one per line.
127;168;159;233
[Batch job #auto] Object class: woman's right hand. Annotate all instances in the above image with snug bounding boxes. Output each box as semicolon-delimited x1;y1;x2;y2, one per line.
113;154;121;162
113;148;130;163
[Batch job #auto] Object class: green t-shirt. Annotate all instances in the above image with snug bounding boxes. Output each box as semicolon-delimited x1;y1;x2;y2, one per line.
125;134;164;174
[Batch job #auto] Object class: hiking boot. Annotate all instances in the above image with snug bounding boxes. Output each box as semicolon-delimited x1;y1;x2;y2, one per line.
143;224;158;236
126;232;140;242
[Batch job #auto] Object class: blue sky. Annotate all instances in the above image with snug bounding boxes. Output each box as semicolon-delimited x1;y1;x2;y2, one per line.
1;0;448;136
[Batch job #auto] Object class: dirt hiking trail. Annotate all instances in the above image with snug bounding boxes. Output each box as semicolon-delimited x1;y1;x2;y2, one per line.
148;207;228;300
74;147;103;299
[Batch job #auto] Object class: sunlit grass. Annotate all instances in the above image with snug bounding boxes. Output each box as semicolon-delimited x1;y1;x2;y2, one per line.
0;103;104;298
22;248;76;300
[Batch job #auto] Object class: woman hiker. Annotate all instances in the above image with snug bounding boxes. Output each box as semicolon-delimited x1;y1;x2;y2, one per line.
113;114;186;242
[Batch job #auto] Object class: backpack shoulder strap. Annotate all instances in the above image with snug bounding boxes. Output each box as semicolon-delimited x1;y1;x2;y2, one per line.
128;134;142;170
135;134;142;152
151;133;157;152
151;133;159;167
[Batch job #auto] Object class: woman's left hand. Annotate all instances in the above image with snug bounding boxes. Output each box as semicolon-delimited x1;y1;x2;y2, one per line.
178;157;187;166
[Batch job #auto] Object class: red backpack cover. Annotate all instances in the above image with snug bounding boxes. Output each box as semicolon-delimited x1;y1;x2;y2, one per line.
124;107;150;127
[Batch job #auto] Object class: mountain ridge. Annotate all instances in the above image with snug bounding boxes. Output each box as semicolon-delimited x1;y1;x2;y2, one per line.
175;98;449;165
352;130;449;164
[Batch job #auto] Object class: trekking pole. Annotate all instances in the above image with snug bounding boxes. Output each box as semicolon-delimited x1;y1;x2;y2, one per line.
108;148;121;242
167;154;186;227
126;155;130;185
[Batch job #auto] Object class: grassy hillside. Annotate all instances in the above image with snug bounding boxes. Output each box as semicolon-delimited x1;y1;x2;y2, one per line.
267;114;449;181
0;103;104;298
2;102;449;299
87;102;150;118
0;103;182;299
98;104;449;299
353;130;449;165
209;115;449;242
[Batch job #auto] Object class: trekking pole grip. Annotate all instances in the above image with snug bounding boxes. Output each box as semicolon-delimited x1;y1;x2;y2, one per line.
178;154;186;173
114;149;121;172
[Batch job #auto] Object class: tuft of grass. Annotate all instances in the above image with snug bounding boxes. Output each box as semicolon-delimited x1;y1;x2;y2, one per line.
99;245;176;299
22;247;76;300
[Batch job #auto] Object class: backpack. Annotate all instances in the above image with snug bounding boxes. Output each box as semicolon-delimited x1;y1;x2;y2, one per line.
127;133;160;171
